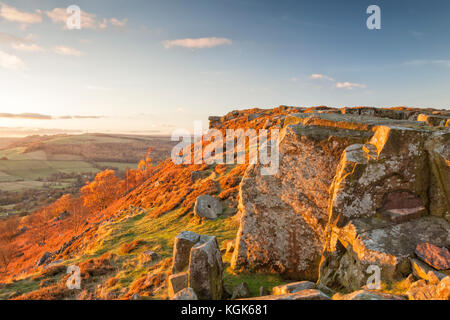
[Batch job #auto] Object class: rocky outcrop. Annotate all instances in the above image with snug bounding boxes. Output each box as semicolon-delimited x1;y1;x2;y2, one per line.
232;117;368;280
226;108;449;294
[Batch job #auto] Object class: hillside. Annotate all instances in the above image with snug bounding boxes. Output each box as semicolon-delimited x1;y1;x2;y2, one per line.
0;133;176;216
0;106;449;300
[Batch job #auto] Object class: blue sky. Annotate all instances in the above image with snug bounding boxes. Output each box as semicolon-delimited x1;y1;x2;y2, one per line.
0;0;449;135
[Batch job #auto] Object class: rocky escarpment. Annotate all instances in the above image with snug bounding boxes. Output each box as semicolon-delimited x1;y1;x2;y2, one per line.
212;106;450;291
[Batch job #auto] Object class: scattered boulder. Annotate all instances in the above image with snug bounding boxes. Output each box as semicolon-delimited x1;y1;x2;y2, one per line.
172;287;199;300
170;231;224;300
189;235;224;300
231;282;251;300
272;281;316;295
319;216;450;292
172;231;201;274
194;195;222;220
168;272;189;298
407;277;450;300
333;290;406;300
243;289;331;300
142;250;160;261
410;258;446;284
415;243;450;271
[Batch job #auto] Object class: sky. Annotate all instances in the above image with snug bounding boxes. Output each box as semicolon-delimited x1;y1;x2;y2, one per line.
0;0;449;136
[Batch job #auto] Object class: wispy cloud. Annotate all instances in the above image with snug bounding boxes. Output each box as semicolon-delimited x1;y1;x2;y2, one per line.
0;31;44;52
0;3;42;28
109;17;128;27
162;37;232;49
405;59;450;67
309;73;335;81
0;113;104;120
309;73;366;90
53;45;83;57
335;81;366;89
46;7;126;30
0;113;51;120
0;50;26;70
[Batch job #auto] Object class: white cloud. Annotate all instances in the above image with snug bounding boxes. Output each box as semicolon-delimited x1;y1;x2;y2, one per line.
11;42;44;52
46;8;127;30
309;73;366;90
53;45;83;57
335;81;366;89
310;73;334;81
0;50;26;70
0;32;44;52
162;37;232;49
0;3;42;27
405;59;450;67
110;17;127;27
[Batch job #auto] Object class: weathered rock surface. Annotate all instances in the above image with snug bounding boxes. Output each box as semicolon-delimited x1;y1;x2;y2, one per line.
272;281;316;295
168;272;189;298
410;258;446;283
172;287;198;300
172;231;200;274
232;119;367;280
194;195;222;220
213;107;450;298
415;242;450;271
243;289;331;300
319;216;450;291
333;290;406;300
170;231;224;300
189;235;224;300
406;277;450;300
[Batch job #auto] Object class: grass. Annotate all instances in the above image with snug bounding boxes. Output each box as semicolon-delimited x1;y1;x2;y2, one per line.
65;207;287;298
0;278;40;300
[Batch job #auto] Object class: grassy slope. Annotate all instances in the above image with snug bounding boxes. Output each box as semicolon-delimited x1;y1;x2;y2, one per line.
0;206;287;299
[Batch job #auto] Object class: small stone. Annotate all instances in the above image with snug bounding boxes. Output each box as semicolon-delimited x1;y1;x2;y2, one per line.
410;258;446;284
172;287;198;300
132;293;140;300
415;243;450;270
334;290;406;300
194;195;222;220
231;282;251;299
380;207;425;223
259;286;267;296
143;250;160;261
243;289;331;300
272;281;316;295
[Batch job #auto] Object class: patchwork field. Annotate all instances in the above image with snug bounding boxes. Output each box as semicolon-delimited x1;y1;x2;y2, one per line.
0;133;176;215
